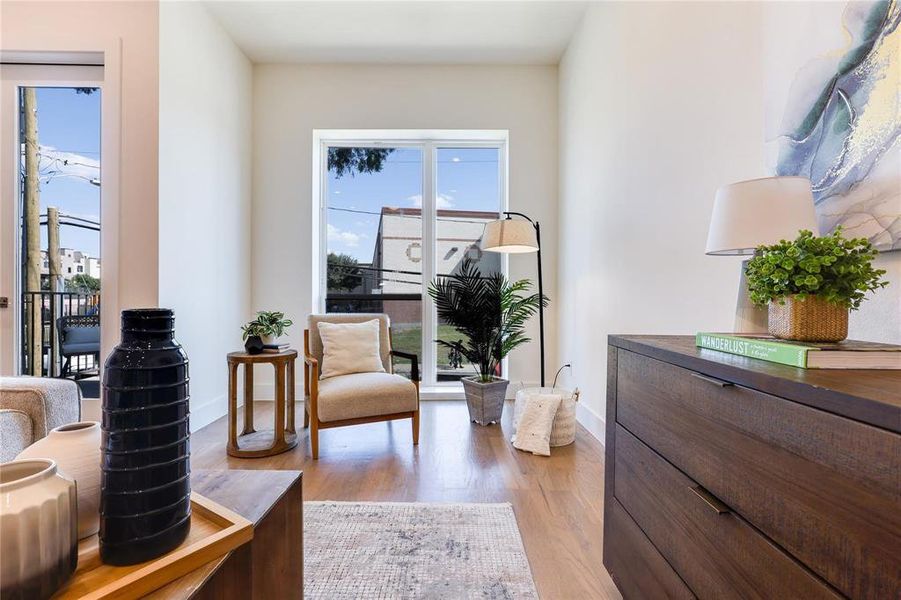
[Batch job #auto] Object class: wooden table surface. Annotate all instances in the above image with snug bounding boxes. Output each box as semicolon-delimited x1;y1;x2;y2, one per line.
146;469;301;599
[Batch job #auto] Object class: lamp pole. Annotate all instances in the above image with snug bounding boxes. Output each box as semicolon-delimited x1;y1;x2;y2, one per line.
502;211;545;387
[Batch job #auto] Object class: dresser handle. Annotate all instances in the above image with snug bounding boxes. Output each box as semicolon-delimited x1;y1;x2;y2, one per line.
690;485;730;514
691;372;734;388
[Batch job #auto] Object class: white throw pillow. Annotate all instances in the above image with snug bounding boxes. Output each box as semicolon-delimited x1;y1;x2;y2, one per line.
512;394;562;457
317;319;386;379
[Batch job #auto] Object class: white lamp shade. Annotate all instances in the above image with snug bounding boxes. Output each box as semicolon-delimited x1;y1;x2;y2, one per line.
705;176;818;255
482;219;538;253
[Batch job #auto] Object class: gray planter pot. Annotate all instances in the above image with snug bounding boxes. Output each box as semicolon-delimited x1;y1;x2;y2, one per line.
462;377;509;425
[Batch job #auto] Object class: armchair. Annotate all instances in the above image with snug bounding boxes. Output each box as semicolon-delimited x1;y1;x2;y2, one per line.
303;314;420;459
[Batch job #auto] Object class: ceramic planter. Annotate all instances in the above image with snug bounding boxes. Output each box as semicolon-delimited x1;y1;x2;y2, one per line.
17;421;101;539
768;295;849;343
0;459;78;599
100;308;191;566
462;377;509;425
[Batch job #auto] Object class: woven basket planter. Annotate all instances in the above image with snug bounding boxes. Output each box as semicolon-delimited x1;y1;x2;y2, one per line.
513;387;579;447
768;295;848;343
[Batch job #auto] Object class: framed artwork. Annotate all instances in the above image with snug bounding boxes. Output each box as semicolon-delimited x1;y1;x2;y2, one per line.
766;1;899;251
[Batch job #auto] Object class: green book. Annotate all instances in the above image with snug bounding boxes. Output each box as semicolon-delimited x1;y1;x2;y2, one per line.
696;333;809;367
695;333;901;369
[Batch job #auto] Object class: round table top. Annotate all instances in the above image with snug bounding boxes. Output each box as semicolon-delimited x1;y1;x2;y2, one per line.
227;348;298;363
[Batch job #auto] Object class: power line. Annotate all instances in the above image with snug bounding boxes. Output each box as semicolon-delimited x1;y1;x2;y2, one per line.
328;206;497;225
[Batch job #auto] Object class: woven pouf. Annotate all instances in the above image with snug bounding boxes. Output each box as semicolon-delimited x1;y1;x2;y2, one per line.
513;387;579;447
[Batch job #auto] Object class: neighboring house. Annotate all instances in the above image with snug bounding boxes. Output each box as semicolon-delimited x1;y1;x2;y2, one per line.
40;248;102;281
373;207;501;295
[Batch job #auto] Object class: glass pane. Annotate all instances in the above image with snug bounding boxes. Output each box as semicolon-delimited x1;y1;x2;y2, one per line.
325;147;422;379
434;147;502;382
18;86;101;382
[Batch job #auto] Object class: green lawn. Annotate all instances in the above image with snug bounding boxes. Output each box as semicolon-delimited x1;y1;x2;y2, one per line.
390;324;471;373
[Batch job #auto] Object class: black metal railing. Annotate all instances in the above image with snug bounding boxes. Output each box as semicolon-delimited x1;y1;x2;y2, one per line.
21;291;100;378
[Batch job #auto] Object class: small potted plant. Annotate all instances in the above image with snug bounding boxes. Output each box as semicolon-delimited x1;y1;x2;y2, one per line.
241;311;294;353
429;259;547;425
745;228;888;342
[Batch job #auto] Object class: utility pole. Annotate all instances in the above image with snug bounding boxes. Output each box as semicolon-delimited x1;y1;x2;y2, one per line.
23;88;42;376
48;207;62;376
48;207;62;292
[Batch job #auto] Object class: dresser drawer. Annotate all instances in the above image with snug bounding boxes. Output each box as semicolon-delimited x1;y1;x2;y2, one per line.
615;349;901;599
614;425;839;599
604;497;695;600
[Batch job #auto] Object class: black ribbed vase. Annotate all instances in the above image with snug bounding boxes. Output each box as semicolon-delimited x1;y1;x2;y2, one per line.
100;309;191;565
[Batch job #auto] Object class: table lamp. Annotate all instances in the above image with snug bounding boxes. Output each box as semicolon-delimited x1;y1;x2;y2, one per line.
706;176;819;333
482;212;546;386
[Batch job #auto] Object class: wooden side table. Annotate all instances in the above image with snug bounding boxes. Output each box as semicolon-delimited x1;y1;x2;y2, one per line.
226;350;298;458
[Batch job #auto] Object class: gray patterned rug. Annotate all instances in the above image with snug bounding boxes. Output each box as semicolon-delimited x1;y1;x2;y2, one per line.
304;501;539;600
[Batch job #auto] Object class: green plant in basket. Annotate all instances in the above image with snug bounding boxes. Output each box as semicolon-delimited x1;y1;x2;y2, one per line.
745;228;888;310
241;311;294;340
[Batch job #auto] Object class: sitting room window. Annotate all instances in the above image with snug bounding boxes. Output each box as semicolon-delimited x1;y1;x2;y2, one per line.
316;132;507;389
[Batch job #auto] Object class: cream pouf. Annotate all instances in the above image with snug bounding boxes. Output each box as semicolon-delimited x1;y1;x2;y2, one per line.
513;387;579;448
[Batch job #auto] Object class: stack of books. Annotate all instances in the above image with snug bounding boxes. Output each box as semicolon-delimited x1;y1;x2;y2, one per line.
695;332;901;369
263;342;291;354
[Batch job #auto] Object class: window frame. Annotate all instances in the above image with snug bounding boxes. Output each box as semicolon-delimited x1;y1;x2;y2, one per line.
313;130;509;390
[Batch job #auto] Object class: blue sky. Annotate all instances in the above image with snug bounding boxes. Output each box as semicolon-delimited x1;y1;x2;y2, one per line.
326;147;500;262
24;87;101;258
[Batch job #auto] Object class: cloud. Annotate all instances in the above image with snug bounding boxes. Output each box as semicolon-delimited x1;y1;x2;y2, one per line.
407;193;455;209
30;146;100;185
327;224;361;247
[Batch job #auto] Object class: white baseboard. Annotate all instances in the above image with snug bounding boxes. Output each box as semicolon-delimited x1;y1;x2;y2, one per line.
190;393;229;432
576;401;606;446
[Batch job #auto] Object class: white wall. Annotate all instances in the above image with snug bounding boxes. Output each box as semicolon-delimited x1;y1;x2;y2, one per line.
252;64;558;394
1;1;158;406
159;2;253;430
557;2;768;440
558;2;900;443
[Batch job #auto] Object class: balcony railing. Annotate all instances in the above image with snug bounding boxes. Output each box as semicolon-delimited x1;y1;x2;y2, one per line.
21;291;100;378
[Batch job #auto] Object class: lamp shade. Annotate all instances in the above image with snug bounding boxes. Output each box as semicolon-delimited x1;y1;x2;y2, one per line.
482;219;538;253
706;176;818;255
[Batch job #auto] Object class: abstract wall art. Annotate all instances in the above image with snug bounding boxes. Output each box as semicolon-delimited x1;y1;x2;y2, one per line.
766;1;900;251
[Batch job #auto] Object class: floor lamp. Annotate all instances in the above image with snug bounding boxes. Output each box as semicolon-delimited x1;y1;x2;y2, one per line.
481;212;546;387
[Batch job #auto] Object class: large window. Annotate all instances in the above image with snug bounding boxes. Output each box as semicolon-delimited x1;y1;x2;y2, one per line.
318;133;506;388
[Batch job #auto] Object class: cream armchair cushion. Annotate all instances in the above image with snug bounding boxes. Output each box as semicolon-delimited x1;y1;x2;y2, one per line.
317;319;386;379
316;372;417;422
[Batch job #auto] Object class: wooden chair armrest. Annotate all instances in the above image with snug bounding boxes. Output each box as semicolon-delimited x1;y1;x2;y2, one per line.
390;350;419;382
303;353;318;368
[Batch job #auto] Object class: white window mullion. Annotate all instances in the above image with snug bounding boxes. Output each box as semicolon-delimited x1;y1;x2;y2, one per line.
421;142;437;387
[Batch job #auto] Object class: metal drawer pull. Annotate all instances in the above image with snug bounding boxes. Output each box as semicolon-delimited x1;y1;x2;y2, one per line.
691;372;734;387
690;485;730;514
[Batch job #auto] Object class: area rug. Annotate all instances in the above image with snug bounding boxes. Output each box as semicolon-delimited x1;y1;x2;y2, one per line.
304;501;539;600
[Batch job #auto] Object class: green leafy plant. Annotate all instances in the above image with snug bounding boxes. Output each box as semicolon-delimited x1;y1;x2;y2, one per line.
745;228;888;310
428;259;548;382
241;311;294;341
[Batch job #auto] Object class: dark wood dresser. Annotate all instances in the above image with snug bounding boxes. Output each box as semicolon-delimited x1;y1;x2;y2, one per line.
604;335;900;599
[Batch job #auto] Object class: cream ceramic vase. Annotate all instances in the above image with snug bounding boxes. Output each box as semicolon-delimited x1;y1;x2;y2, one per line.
0;459;78;599
17;421;102;539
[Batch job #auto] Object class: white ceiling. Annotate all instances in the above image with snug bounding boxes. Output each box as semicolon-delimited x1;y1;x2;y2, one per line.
203;1;589;65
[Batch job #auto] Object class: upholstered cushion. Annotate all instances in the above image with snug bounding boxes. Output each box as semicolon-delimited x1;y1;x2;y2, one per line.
317;319;385;379
512;394;562;457
0;409;33;462
308;314;392;373
0;376;81;440
315;372;417;422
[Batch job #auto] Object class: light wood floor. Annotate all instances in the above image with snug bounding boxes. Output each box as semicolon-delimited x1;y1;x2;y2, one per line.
191;400;621;599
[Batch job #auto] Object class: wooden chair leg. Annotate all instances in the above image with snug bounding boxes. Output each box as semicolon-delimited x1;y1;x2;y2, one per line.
311;419;319;459
303;407;310;428
412;410;420;445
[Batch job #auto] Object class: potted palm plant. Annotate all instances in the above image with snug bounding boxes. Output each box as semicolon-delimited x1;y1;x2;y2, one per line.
429;259;547;425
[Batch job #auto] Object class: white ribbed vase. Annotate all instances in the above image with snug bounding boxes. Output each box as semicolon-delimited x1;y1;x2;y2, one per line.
17;421;101;539
0;459;78;599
